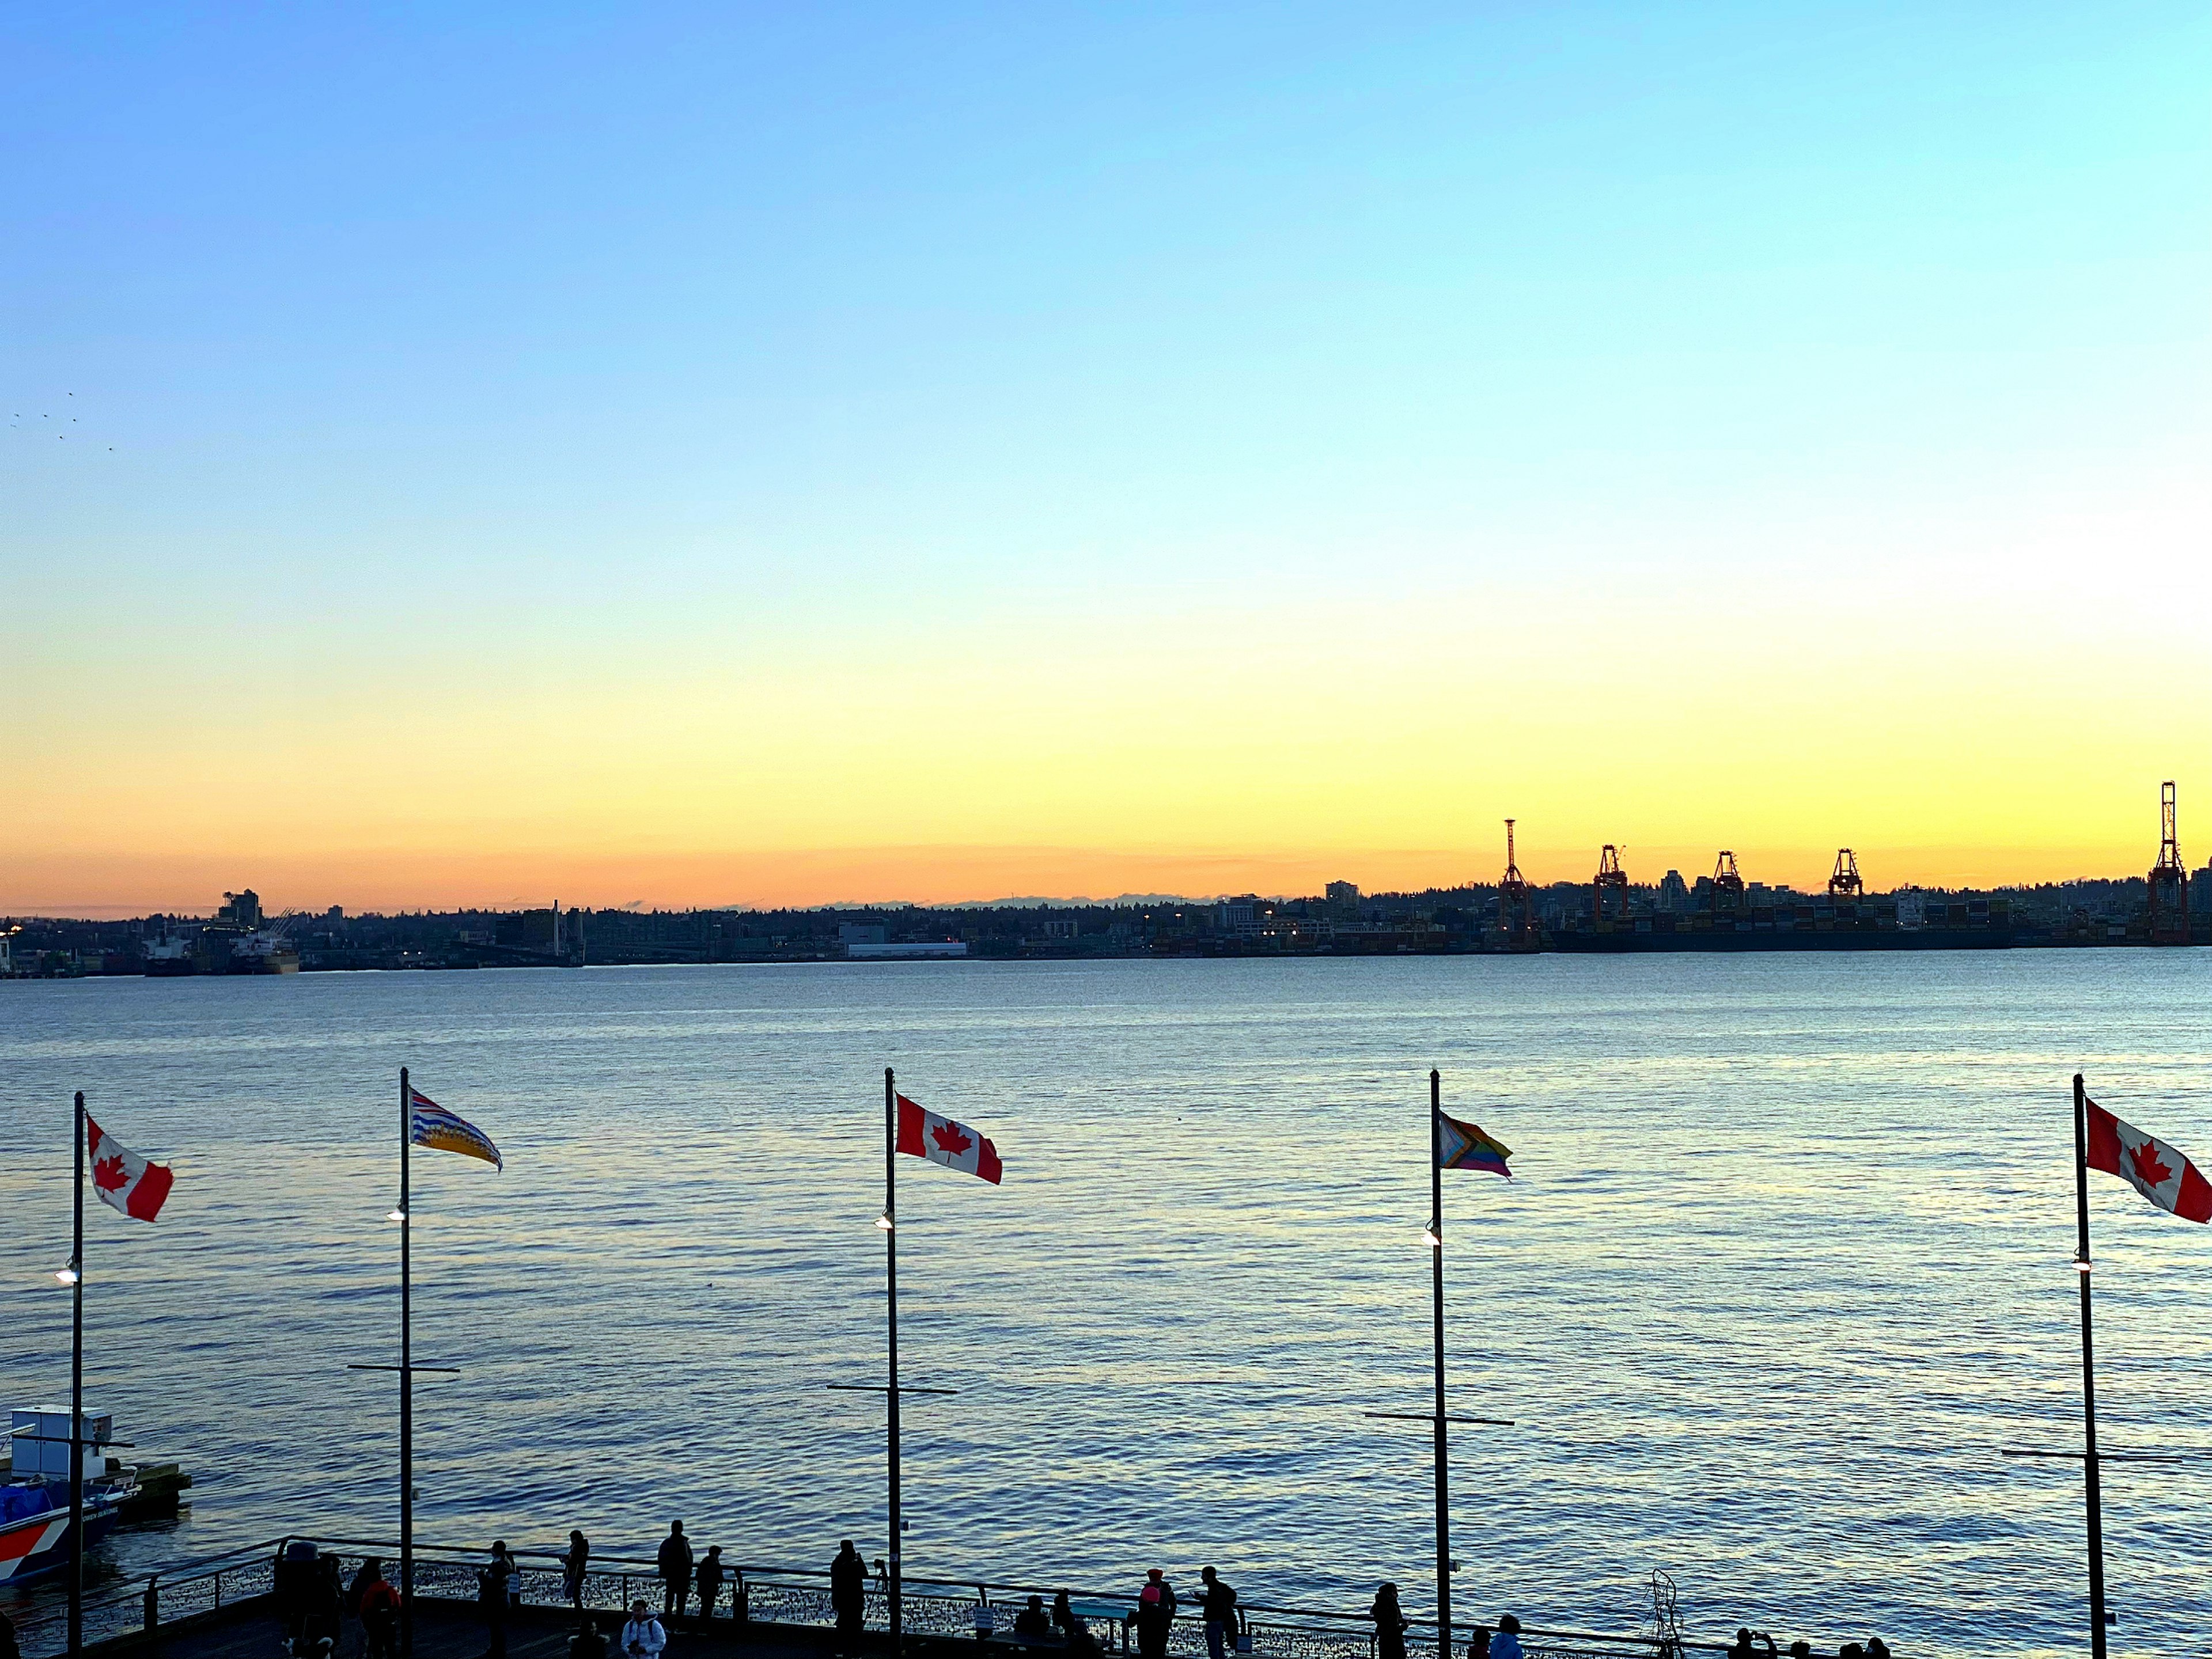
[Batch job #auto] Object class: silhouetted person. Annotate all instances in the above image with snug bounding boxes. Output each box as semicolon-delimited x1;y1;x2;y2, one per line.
659;1522;694;1619
1052;1592;1077;1640
1368;1584;1407;1659
1866;1642;1889;1659
356;1560;400;1659
697;1547;726;1620
1134;1570;1176;1659
565;1531;591;1610
1787;1645;1810;1659
1490;1614;1524;1659
1198;1567;1237;1659
1839;1646;1866;1659
1467;1627;1490;1659
1014;1596;1054;1641
480;1543;519;1659
831;1539;868;1656
621;1600;666;1659
570;1620;607;1659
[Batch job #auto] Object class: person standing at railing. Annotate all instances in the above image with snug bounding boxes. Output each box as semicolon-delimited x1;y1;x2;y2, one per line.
1366;1583;1407;1659
564;1531;591;1611
481;1541;522;1659
1487;1613;1522;1659
696;1547;726;1620
1196;1567;1238;1659
658;1523;695;1620
831;1539;868;1657
1134;1570;1177;1659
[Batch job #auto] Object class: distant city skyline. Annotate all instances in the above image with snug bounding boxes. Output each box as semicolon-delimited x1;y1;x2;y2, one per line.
13;828;2209;921
7;6;2207;918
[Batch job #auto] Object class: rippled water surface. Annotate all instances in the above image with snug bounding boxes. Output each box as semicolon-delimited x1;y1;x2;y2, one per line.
3;955;2210;1657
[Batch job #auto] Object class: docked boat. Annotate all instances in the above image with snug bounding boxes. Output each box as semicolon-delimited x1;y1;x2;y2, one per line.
1;1409;140;1583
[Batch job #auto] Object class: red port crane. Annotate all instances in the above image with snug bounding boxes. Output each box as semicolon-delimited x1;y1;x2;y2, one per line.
1499;819;1536;947
1593;844;1630;925
2149;782;2188;945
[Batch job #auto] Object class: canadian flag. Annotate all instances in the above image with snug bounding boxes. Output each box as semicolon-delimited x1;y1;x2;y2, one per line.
86;1115;174;1222
2086;1097;2211;1223
895;1094;1003;1185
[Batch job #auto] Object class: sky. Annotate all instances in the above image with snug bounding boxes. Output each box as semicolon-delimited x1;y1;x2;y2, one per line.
6;3;2209;915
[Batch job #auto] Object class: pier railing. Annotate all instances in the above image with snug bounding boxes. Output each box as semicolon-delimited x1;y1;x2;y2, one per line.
12;1535;1831;1659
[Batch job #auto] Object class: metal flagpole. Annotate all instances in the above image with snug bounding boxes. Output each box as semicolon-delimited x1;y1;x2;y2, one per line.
70;1091;86;1659
884;1067;903;1659
2073;1073;2109;1659
1429;1070;1450;1659
400;1067;415;1659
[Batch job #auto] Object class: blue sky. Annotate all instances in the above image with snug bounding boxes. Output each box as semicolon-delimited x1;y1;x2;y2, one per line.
6;4;2210;909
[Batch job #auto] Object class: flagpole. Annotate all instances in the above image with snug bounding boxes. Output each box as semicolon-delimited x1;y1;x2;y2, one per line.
884;1067;903;1659
69;1091;85;1659
400;1067;415;1659
2073;1073;2109;1659
1429;1070;1450;1659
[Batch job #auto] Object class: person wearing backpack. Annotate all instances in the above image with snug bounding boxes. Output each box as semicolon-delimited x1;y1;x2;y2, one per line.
355;1560;402;1659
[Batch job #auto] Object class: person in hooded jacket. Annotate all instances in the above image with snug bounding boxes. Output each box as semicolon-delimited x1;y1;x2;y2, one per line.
620;1600;666;1659
1488;1614;1524;1659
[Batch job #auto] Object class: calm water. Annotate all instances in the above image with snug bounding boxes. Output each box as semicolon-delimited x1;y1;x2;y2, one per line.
3;955;2210;1657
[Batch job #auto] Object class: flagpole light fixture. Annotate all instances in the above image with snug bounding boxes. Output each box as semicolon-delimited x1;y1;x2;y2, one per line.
1421;1218;1441;1249
386;1210;407;1222
53;1265;79;1286
876;1211;895;1232
2075;1256;2093;1274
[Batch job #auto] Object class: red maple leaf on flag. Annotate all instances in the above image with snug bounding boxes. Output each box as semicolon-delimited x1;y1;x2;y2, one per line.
92;1156;129;1193
2128;1140;2174;1189
930;1121;973;1157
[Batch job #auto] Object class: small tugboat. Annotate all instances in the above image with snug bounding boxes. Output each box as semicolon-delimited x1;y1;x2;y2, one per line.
1;1408;142;1583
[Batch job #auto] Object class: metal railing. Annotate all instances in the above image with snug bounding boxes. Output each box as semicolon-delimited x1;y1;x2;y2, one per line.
12;1538;281;1658
14;1536;1843;1659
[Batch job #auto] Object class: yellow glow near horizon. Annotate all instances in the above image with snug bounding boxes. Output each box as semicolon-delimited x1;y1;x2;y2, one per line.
9;581;2206;916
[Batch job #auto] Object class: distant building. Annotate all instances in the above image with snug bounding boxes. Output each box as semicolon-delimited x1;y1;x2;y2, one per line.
1656;870;1690;912
838;923;887;947
1325;881;1359;906
1896;891;1927;930
1215;898;1257;934
847;940;967;959
219;889;263;928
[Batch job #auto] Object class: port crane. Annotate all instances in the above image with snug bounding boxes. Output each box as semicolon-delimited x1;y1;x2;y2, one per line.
1593;845;1630;925
1828;850;1864;900
1711;851;1746;911
2149;781;2188;945
1499;820;1537;948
